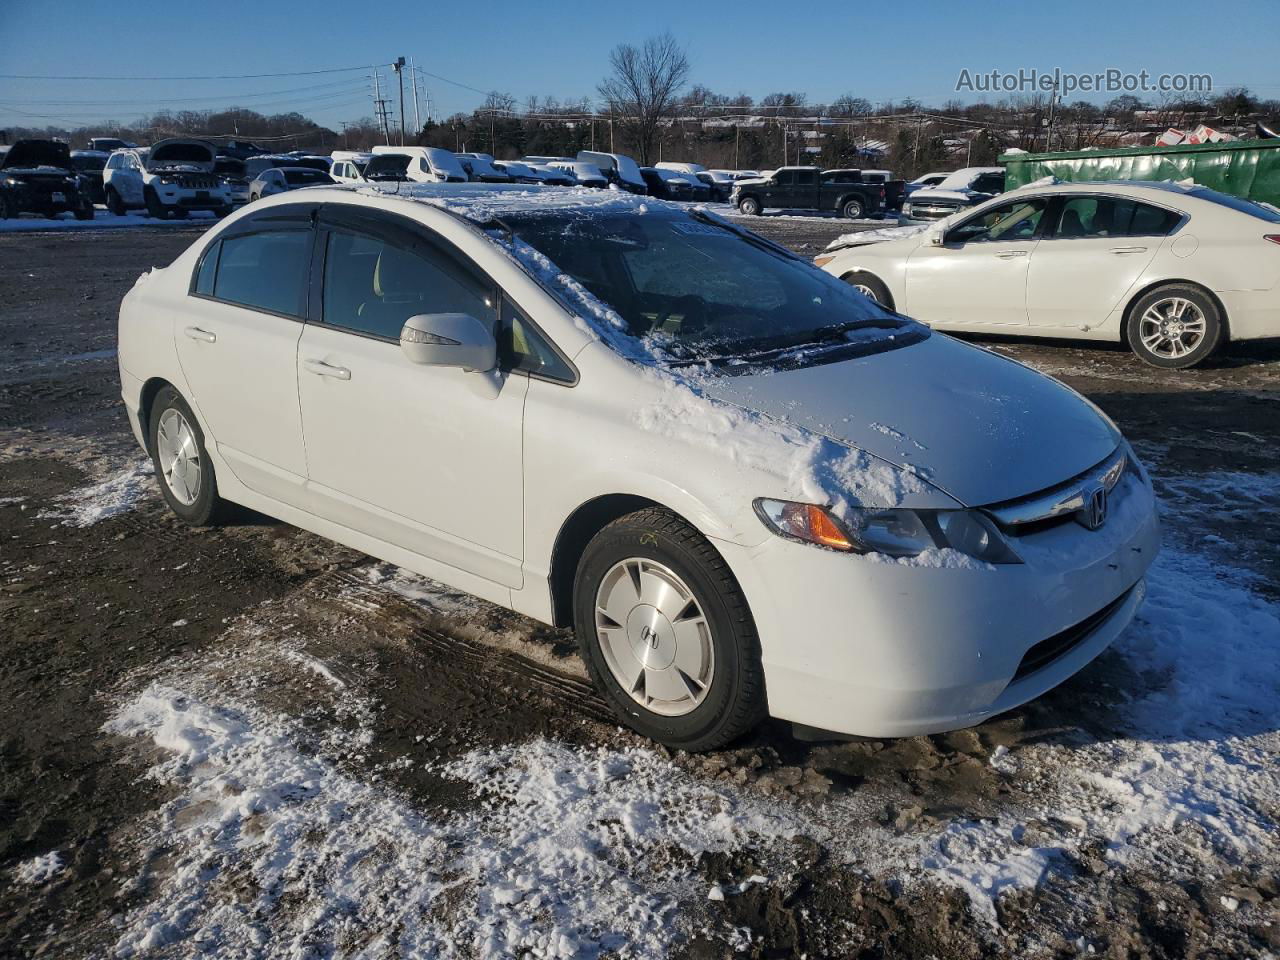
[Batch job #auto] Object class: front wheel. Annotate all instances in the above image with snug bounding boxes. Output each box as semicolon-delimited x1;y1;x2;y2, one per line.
1127;284;1224;369
840;270;894;310
106;187;127;217
0;193;11;219
573;507;766;751
841;198;865;219
147;387;226;526
737;196;761;216
144;188;168;219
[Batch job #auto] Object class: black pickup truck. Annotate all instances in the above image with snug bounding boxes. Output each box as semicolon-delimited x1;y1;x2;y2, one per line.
731;166;886;219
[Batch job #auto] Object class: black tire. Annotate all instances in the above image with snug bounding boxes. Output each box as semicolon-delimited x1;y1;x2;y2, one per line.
0;193;11;219
144;187;168;220
737;195;761;216
106;187;127;217
841;198;865;219
147;387;225;526
74;205;94;221
840;270;895;310
1126;283;1225;369
573;507;766;751
214;205;234;218
170;208;189;219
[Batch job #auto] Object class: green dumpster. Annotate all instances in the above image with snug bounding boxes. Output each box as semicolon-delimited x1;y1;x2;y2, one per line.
1000;139;1280;207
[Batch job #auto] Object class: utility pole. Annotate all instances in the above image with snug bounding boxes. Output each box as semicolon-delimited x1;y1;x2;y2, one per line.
393;57;407;146
372;69;393;144
1044;78;1060;152
410;58;422;137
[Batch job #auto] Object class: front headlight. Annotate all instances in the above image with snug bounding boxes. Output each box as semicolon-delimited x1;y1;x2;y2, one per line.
158;176;177;185
754;498;1021;564
4;177;22;187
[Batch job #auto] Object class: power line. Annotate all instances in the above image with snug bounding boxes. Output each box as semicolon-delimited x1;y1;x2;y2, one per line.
0;65;374;81
0;77;368;107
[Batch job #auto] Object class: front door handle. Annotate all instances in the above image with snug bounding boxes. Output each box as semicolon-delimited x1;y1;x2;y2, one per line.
183;326;216;343
994;250;1028;259
1109;245;1148;255
303;358;351;381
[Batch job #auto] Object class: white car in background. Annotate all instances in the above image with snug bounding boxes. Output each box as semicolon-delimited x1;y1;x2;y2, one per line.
369;145;467;184
247;166;335;202
903;166;1005;220
549;160;608;188
118;184;1158;749
817;180;1280;368
329;151;373;185
103;138;233;219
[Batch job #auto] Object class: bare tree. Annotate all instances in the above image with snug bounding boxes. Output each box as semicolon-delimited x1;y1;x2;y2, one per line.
597;32;690;164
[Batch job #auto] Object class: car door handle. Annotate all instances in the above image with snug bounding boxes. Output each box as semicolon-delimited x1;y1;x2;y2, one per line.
183;326;216;343
994;250;1028;259
1109;245;1148;254
302;358;351;381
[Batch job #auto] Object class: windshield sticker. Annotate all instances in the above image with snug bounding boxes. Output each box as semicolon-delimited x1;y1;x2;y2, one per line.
669;221;730;238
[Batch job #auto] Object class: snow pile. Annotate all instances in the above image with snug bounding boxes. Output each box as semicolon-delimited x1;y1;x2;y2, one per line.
921;822;1059;926
38;457;153;526
13;851;65;885
104;683;791;958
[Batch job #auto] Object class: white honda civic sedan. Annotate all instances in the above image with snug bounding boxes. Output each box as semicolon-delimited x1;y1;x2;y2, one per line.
817;181;1280;368
118;184;1159;749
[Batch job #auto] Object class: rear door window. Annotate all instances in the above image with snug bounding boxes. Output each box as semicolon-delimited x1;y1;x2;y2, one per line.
209;230;312;317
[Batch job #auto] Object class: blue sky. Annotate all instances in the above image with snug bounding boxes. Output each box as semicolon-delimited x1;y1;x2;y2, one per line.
1;0;1276;131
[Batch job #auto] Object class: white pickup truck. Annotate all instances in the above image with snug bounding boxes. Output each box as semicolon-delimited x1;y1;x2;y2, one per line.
103;138;232;219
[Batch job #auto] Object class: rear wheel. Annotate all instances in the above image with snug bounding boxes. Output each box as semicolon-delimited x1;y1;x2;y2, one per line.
841;198;865;219
1127;283;1224;369
573;507;766;751
840;270;894;310
106;187;126;217
737;195;761;216
147;387;226;526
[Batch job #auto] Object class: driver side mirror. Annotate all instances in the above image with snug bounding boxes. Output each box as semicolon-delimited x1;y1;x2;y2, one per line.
930;230;945;246
400;313;497;373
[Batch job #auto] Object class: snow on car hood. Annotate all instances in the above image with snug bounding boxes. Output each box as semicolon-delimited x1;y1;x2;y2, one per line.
907;188;977;204
701;334;1121;507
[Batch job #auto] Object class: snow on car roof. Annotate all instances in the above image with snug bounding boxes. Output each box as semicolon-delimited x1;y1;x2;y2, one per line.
354;182;661;220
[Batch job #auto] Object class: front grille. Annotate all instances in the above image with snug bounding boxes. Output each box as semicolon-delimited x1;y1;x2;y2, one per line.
172;174;218;189
1012;586;1133;682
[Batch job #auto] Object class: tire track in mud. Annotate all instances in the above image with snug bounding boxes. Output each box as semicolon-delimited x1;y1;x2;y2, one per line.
324;568;615;725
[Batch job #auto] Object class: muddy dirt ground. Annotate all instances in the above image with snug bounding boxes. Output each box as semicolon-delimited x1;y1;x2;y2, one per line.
1;222;1277;959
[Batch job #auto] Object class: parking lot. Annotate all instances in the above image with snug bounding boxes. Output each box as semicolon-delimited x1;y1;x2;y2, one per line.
2;220;1278;959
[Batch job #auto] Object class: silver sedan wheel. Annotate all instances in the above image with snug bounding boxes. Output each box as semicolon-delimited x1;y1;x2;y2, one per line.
1138;296;1207;360
156;408;202;506
852;283;881;304
594;558;714;717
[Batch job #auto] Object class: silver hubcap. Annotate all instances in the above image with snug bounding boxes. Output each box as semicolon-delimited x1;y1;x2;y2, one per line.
156;408;201;506
1139;297;1207;360
595;558;714;717
853;283;880;304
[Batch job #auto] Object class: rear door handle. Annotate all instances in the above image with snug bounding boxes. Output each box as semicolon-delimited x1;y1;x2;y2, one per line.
995;250;1028;259
1109;245;1148;254
303;358;351;381
183;326;216;343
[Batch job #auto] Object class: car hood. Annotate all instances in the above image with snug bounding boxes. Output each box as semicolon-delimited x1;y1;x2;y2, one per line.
700;334;1120;507
908;188;976;204
1;140;72;171
146;138;217;173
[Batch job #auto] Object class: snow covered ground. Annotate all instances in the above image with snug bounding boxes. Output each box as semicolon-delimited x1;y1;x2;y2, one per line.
0;209;218;233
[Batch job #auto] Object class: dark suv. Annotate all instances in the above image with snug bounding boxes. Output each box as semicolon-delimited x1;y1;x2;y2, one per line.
0;140;93;220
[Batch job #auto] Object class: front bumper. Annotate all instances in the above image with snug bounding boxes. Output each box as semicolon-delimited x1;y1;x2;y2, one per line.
719;474;1160;738
154;185;231;210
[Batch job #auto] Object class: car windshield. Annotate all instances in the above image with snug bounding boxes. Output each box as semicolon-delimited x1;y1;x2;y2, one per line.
366;155;409;178
71;155;106;171
501;207;921;363
284;169;331;185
